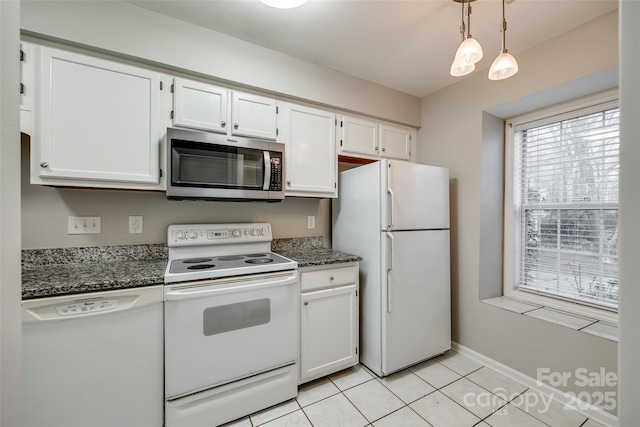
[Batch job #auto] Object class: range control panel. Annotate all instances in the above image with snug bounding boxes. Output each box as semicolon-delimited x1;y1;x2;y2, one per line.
167;223;272;246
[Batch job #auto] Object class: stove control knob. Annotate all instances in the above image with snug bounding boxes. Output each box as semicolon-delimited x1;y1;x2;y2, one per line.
258;228;266;236
188;230;198;239
175;231;186;240
250;229;256;236
231;229;241;237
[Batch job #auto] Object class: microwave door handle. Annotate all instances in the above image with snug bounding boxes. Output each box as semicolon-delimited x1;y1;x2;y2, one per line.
263;151;271;190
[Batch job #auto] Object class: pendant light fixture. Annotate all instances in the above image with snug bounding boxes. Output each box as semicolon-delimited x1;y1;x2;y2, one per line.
450;0;475;76
450;0;483;77
488;0;519;80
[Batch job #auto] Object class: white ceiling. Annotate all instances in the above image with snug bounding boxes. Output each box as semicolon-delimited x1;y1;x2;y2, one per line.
128;0;618;98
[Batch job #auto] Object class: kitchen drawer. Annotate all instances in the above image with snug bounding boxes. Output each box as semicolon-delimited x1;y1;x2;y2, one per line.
300;265;357;292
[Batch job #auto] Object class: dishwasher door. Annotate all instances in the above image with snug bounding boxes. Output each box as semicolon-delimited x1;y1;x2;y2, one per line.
22;285;164;427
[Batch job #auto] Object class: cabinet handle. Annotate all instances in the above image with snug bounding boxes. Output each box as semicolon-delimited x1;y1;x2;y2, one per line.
40;162;48;168
304;300;308;306
234;123;239;129
221;121;226;127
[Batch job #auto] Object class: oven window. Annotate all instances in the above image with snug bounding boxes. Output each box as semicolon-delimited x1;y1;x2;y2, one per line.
173;141;264;189
202;299;271;336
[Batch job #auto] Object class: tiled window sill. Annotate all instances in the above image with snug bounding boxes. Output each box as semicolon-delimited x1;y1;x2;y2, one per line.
482;296;618;342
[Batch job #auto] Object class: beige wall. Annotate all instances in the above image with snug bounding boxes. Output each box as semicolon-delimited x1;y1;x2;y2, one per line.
417;10;619;412
1;1;22;424
618;1;640;423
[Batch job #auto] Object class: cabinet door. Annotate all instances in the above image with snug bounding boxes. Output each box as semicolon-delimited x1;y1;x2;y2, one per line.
339;115;379;157
283;103;337;197
380;124;412;160
300;285;358;382
231;91;277;140
173;77;228;134
35;45;162;186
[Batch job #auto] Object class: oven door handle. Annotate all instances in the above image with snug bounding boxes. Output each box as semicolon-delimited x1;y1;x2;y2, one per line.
165;274;296;301
262;151;271;190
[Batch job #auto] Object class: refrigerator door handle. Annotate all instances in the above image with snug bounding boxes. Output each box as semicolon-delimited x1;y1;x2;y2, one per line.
386;231;394;313
387;188;395;230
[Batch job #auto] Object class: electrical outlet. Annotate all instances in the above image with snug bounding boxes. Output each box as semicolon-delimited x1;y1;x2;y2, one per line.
129;216;143;234
307;215;316;229
68;216;101;234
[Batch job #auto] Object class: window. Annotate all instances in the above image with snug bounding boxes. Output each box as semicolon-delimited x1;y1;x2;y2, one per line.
505;91;619;311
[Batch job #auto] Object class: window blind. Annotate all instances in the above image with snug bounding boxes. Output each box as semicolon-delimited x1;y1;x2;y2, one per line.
514;107;620;309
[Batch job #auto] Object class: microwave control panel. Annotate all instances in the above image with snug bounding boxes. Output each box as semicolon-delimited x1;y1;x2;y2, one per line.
269;154;282;191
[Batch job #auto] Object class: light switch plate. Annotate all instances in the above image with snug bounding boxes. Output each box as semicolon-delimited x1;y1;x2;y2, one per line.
307;216;316;229
68;216;101;234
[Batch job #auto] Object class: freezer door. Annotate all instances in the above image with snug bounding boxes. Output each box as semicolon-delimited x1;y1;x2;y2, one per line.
381;160;449;231
381;230;451;375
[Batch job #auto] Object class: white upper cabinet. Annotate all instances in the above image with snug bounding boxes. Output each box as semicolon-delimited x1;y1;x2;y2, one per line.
172;77;228;134
31;44;166;190
380;124;412;160
338;115;414;161
231;91;278;140
339;116;378;157
172;77;278;140
283;103;337;198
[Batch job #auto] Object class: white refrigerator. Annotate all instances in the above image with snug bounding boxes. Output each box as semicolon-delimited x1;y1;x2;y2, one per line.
332;159;451;377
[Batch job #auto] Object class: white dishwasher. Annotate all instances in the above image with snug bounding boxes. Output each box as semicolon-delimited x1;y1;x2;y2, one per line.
22;285;164;427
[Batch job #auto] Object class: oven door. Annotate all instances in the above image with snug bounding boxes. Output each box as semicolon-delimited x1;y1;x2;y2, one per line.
164;270;297;399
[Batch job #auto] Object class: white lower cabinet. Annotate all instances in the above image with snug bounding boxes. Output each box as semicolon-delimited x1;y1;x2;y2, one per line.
299;263;359;384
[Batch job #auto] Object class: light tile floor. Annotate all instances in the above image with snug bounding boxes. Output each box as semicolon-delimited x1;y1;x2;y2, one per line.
223;350;604;427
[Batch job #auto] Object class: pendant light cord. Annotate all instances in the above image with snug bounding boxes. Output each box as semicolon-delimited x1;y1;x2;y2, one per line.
501;0;507;53
460;0;466;41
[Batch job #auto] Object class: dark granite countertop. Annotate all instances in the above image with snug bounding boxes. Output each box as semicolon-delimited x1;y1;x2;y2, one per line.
22;259;167;300
22;240;361;299
22;244;167;300
278;248;362;268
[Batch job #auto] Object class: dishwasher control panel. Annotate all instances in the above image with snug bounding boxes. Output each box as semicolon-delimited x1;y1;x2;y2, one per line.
56;299;118;316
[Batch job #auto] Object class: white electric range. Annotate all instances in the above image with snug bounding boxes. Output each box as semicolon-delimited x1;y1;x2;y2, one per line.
163;223;298;427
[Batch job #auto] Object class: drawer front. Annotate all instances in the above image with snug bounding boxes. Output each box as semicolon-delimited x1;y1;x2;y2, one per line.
300;266;357;293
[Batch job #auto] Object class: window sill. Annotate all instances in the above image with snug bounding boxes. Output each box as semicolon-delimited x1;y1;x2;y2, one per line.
482;296;618;342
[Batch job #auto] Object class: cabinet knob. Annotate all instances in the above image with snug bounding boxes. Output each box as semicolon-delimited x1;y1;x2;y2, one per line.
329;276;334;281
40;162;48;168
221;121;226;127
382;148;386;152
375;146;379;151
234;123;239;129
287;181;291;186
304;301;308;306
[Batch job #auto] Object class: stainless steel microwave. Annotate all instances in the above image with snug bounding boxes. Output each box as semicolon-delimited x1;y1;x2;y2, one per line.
166;128;284;202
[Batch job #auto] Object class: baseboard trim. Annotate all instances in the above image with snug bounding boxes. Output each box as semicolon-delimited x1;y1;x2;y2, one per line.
451;342;618;427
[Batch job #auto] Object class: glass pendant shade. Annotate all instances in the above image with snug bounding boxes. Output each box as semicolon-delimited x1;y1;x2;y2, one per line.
454;36;483;65
488;50;518;80
259;0;307;9
450;56;475;77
